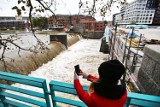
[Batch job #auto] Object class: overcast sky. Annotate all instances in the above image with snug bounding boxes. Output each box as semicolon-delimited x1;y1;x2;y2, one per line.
0;0;135;21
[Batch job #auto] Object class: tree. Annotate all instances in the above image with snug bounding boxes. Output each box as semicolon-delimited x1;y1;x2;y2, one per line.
104;20;108;25
78;0;126;16
32;17;48;30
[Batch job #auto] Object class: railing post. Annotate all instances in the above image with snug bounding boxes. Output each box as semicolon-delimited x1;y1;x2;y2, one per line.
42;81;51;107
49;84;56;107
111;23;118;60
125;98;131;107
0;88;8;107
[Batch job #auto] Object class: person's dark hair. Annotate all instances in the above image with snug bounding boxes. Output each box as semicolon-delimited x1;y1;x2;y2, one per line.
89;59;126;100
98;59;125;84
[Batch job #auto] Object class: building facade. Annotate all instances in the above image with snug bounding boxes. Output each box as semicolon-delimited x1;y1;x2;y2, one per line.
0;16;28;30
94;21;105;31
152;0;160;25
79;16;96;31
113;0;160;25
48;14;106;31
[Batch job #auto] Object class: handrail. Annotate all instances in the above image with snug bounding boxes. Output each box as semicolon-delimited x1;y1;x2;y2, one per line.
49;80;160;107
0;71;51;107
0;71;160;107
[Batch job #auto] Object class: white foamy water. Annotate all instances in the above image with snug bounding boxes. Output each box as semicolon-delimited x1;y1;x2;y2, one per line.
28;39;108;85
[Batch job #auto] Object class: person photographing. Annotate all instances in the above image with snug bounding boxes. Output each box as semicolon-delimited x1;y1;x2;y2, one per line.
74;59;127;107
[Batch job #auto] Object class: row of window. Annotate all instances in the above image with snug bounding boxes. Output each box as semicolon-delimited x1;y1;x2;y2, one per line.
0;18;15;20
126;4;146;9
0;25;25;29
116;20;151;24
123;17;152;20
125;10;155;13
124;14;154;18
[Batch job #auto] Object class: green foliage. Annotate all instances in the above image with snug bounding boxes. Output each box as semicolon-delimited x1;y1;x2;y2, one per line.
104;20;108;25
32;17;48;29
12;0;48;16
0;28;7;31
21;6;25;11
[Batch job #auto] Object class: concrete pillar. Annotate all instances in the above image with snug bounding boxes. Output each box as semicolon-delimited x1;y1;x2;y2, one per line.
138;45;160;96
50;35;67;49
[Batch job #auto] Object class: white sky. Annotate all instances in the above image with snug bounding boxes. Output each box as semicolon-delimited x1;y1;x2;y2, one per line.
0;0;135;21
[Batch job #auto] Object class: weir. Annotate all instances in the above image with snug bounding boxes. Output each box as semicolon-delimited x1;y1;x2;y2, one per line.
0;35;80;76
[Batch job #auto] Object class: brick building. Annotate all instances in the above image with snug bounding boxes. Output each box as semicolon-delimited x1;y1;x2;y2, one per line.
48;14;109;32
94;21;105;31
79;16;96;31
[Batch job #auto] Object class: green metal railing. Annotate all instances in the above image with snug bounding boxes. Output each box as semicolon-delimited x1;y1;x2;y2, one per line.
0;71;50;107
0;71;160;107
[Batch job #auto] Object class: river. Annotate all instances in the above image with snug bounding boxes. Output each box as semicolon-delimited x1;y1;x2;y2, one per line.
10;39;107;106
27;39;107;85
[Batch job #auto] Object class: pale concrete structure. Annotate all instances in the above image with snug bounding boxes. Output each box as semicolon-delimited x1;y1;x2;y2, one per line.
138;45;160;96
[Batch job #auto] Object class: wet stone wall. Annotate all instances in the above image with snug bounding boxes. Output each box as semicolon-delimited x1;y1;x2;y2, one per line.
138;45;160;96
83;31;104;39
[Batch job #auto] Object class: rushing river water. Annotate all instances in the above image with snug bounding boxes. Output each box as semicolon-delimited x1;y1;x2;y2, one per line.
28;39;107;85
10;39;107;106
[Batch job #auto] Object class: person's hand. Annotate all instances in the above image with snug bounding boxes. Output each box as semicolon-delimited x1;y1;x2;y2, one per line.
78;69;84;76
74;71;79;80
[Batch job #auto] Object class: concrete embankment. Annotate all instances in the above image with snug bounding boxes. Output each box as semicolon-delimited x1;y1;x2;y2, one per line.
138;45;160;96
0;35;81;76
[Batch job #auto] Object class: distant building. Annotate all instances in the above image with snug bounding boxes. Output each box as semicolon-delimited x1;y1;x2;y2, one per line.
0;16;29;29
113;0;160;25
79;16;96;31
107;21;113;27
48;14;97;31
94;21;105;31
48;15;77;29
152;0;160;25
48;14;112;32
113;13;122;26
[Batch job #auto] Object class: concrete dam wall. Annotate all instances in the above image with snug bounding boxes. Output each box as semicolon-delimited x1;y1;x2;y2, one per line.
0;35;81;76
